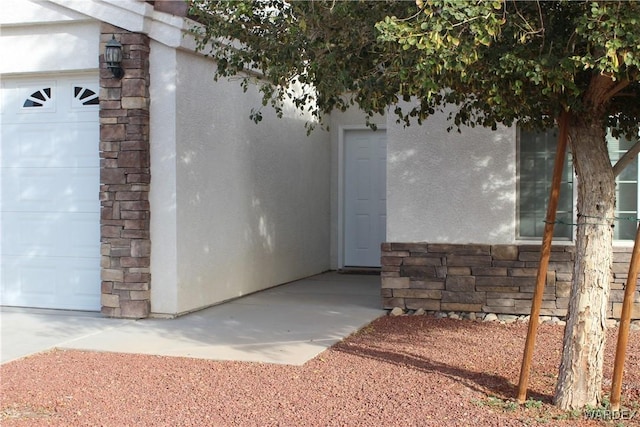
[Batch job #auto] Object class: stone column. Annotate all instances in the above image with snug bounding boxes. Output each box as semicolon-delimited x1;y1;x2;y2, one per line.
99;24;151;318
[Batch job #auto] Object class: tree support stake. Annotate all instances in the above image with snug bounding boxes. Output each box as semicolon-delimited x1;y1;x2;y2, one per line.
610;222;640;411
517;111;569;403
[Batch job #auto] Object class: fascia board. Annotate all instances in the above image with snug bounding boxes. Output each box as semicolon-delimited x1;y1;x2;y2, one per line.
47;0;151;32
47;0;191;50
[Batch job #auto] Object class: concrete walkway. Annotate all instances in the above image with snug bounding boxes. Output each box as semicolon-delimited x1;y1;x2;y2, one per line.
1;272;384;365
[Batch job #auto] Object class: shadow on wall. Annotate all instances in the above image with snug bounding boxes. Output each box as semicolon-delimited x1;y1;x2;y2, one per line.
473;131;517;241
171;71;331;306
388;110;516;243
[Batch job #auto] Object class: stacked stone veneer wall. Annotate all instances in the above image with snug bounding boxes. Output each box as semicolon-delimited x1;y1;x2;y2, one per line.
99;24;151;318
381;243;640;320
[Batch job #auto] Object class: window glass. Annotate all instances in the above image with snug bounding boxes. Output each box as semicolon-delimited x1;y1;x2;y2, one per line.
22;88;52;108
72;86;99;107
608;132;639;240
518;128;573;239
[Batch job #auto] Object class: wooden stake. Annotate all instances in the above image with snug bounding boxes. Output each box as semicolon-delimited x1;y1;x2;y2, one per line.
610;222;640;411
517;111;569;403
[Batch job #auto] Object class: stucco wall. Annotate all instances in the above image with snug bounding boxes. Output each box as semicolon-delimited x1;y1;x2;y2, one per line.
386;108;517;244
158;49;331;315
0;3;99;74
148;40;179;314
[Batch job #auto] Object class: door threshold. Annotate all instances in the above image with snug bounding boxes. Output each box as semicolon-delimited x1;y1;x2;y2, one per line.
338;267;381;275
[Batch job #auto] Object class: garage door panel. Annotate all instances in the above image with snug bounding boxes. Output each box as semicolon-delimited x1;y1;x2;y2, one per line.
1;80;57;123
2;125;60;167
1;212;99;258
64;214;101;258
1;123;98;168
1;213;58;257
52;258;100;310
1;256;99;310
66;169;100;211
67;264;101;299
2;168;98;213
1;260;56;308
2;170;56;210
19;264;58;296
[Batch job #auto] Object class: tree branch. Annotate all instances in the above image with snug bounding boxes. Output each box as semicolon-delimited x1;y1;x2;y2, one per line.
602;78;631;104
613;139;640;177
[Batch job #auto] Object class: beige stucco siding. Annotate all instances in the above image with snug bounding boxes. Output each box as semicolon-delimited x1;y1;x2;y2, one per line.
155;49;331;314
386;107;517;245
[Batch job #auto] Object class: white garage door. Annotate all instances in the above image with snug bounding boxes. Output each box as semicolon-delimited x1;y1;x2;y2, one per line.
1;74;100;310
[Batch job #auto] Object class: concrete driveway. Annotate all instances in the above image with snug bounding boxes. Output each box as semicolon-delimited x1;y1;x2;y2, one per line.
1;272;384;365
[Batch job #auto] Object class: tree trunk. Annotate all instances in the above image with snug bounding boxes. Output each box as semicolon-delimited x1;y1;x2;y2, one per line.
554;115;616;410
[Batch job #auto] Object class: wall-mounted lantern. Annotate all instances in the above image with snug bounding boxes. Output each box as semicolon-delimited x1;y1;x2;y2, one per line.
105;35;124;79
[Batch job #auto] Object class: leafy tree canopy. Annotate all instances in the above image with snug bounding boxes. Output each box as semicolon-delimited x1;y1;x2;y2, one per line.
188;0;639;136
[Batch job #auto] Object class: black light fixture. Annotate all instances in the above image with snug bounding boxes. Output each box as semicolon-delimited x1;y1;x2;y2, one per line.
105;35;124;79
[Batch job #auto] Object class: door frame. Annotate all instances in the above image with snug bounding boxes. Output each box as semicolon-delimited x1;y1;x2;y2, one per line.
337;125;387;269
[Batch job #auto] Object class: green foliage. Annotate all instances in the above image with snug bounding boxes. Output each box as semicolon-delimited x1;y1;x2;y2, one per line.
472;395;519;412
524;398;543;409
188;0;414;130
376;0;640;134
188;0;639;137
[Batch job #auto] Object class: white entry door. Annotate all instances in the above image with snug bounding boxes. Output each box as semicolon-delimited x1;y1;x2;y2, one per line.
1;75;100;310
344;129;387;267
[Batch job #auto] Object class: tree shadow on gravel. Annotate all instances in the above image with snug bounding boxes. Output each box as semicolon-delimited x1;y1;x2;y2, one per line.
332;317;554;404
334;342;552;403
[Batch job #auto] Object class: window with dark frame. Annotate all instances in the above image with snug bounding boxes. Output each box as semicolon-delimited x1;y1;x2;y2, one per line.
518;127;639;241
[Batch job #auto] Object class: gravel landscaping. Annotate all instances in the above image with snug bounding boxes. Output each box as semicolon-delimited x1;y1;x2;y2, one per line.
1;314;639;426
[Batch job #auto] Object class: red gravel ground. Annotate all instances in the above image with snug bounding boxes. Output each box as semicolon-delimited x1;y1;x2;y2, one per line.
1;316;639;426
